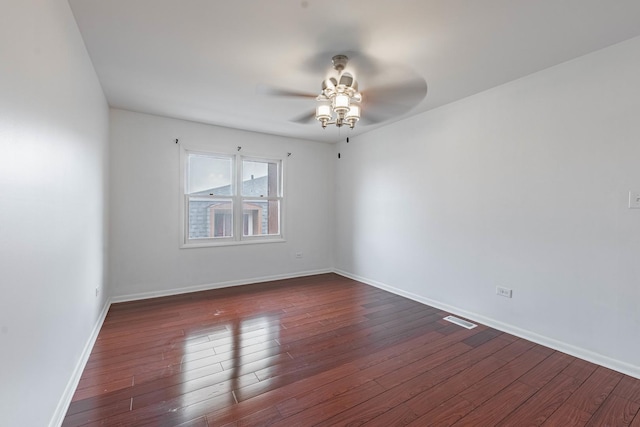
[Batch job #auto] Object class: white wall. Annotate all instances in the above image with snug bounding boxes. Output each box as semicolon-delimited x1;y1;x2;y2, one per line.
334;36;640;376
109;109;334;299
0;1;110;426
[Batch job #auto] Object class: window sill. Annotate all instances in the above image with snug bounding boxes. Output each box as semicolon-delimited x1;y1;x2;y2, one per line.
180;237;286;249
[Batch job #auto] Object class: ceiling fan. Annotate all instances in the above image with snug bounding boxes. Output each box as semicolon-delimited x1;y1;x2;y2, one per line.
263;53;428;130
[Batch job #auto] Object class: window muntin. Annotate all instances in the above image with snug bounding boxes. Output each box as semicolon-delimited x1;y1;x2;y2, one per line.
183;150;283;246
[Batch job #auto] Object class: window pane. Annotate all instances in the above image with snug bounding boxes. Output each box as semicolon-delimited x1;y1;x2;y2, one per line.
188;154;233;196
242;159;279;197
242;200;279;236
188;197;233;239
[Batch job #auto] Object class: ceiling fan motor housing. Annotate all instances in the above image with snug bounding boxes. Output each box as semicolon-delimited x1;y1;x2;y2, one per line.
332;54;349;71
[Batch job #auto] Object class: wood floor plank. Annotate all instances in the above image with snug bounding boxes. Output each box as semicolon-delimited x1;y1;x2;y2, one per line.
274;365;373;418
219;328;446;423
175;417;209;427
585;394;640;427
491;338;537;362
541;403;594;426
453;380;537;426
62;273;640;426
614;375;640;404
457;345;554;407
563;366;623;414
374;341;473;389
404;355;507;418
562;358;599;382
518;351;574;389
360;403;419;427
71;375;133;402
218;405;281;427
496;373;583;426
313;336;511;426
408;395;475;427
269;380;385;426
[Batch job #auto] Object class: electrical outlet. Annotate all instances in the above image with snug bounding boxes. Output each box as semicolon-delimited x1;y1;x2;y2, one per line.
629;191;640;209
295;252;303;259
496;286;512;298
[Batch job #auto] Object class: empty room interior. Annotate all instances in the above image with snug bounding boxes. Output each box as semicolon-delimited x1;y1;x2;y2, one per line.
2;1;640;426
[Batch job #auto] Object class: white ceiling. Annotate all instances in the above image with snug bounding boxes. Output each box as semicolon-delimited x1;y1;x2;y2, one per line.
68;0;640;143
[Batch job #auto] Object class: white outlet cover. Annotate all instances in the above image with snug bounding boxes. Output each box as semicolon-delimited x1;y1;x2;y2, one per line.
496;287;513;298
630;191;640;209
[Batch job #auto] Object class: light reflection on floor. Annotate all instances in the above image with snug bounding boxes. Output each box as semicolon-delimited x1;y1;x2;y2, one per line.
178;312;282;410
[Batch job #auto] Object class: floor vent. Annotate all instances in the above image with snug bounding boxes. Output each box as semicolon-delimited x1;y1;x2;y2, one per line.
443;315;477;329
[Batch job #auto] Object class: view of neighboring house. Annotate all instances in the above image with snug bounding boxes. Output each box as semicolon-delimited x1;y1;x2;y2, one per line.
189;175;275;238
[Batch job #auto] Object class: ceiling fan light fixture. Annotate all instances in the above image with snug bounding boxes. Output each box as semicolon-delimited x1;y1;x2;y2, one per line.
313;55;364;130
277;54;427;130
316;103;331;118
315;104;332;128
332;54;348;71
322;78;337;91
346;104;360;118
332;93;350;113
339;72;354;88
345;104;361;128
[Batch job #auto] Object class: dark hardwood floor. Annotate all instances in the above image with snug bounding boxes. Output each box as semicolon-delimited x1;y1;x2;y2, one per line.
63;273;640;426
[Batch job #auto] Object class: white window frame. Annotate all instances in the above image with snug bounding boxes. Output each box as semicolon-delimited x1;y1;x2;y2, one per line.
180;146;285;248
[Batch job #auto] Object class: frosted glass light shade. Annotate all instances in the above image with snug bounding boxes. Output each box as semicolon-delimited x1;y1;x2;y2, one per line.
333;93;350;113
345;105;360;120
316;104;331;120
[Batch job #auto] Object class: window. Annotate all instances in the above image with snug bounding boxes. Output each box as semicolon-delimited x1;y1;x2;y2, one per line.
182;149;283;247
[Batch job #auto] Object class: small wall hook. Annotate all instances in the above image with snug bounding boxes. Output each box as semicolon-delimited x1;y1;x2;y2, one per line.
237;146;242;151
287;152;292;157
175;138;179;144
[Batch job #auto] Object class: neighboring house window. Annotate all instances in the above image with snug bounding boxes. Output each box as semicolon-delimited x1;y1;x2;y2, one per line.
182;149;283;247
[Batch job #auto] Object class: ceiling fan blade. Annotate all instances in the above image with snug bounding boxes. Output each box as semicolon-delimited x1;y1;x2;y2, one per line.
363;78;428;107
302;50;382;79
359;112;386;125
346;52;383;78
301;25;382;79
361;77;428;121
258;84;317;99
290;110;316;124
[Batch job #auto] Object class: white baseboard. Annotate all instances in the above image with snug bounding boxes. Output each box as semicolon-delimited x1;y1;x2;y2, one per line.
334;269;640;380
49;298;112;427
111;268;333;303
